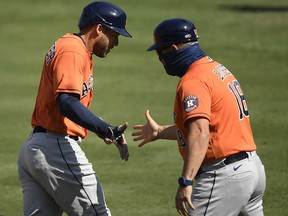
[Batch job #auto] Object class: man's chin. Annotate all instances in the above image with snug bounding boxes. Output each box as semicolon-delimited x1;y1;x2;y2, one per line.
94;53;106;58
93;50;109;58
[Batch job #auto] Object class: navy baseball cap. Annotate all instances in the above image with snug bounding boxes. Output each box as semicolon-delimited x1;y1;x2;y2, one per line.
147;18;198;51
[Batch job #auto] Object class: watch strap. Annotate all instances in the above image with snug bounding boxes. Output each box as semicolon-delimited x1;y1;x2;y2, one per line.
178;176;193;187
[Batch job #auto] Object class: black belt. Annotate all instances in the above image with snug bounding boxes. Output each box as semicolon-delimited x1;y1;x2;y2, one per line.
33;126;79;141
223;151;248;165
197;152;248;176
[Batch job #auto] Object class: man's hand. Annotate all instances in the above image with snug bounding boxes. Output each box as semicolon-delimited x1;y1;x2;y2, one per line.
106;122;129;161
175;186;195;216
132;110;160;147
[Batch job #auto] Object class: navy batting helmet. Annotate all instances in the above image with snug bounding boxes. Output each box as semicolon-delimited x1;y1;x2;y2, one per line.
147;18;198;51
78;1;132;38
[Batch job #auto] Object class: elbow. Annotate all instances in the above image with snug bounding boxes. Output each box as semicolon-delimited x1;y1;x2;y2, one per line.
58;104;66;116
201;131;210;147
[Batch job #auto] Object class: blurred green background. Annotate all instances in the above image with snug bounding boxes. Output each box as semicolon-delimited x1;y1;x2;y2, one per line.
0;0;287;215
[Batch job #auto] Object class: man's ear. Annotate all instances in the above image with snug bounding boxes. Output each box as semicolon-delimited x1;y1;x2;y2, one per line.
94;24;103;36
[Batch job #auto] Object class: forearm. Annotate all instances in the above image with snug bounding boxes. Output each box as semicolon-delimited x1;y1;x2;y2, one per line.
182;138;208;180
158;124;177;140
182;118;209;180
57;93;111;137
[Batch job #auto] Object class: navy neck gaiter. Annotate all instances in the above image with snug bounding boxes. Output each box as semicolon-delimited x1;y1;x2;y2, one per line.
159;43;206;77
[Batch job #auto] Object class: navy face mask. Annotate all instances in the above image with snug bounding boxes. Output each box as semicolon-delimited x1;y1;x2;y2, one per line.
159;43;206;77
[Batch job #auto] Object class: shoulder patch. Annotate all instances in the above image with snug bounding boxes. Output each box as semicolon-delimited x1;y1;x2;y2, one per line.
45;43;56;65
184;95;198;112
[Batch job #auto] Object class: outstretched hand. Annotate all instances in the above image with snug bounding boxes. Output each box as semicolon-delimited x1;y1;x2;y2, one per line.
132;110;160;147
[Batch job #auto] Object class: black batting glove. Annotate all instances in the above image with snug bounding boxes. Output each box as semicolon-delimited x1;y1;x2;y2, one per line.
106;122;129;161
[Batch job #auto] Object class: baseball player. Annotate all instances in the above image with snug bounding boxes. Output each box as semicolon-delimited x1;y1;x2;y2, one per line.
17;1;132;215
132;18;266;216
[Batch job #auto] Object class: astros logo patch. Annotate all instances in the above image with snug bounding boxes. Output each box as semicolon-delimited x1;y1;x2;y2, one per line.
184;95;198;112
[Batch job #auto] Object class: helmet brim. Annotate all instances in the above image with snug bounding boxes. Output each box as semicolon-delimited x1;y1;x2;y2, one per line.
113;27;132;38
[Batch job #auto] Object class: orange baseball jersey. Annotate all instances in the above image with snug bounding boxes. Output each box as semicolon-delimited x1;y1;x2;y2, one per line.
173;56;256;164
31;33;93;138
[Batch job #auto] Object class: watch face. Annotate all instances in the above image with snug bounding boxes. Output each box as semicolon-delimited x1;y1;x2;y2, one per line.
178;177;185;186
178;176;187;186
178;176;192;186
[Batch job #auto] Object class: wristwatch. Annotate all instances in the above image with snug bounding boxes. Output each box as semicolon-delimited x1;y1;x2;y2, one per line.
178;176;193;187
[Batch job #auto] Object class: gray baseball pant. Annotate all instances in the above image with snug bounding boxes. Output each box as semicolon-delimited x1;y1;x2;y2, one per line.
190;151;266;216
17;131;111;216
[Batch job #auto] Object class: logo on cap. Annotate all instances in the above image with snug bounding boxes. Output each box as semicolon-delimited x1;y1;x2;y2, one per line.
185;34;192;39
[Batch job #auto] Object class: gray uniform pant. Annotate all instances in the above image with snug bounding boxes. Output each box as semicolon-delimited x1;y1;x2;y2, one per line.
17;131;111;216
190;151;266;216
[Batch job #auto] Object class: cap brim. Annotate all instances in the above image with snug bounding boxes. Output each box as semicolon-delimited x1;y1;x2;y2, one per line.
146;44;158;51
147;42;171;52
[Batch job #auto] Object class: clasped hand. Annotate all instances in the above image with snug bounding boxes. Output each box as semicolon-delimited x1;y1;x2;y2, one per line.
105;122;129;161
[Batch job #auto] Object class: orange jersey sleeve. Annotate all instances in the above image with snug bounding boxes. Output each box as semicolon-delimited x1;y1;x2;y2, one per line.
31;33;93;138
174;56;256;163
